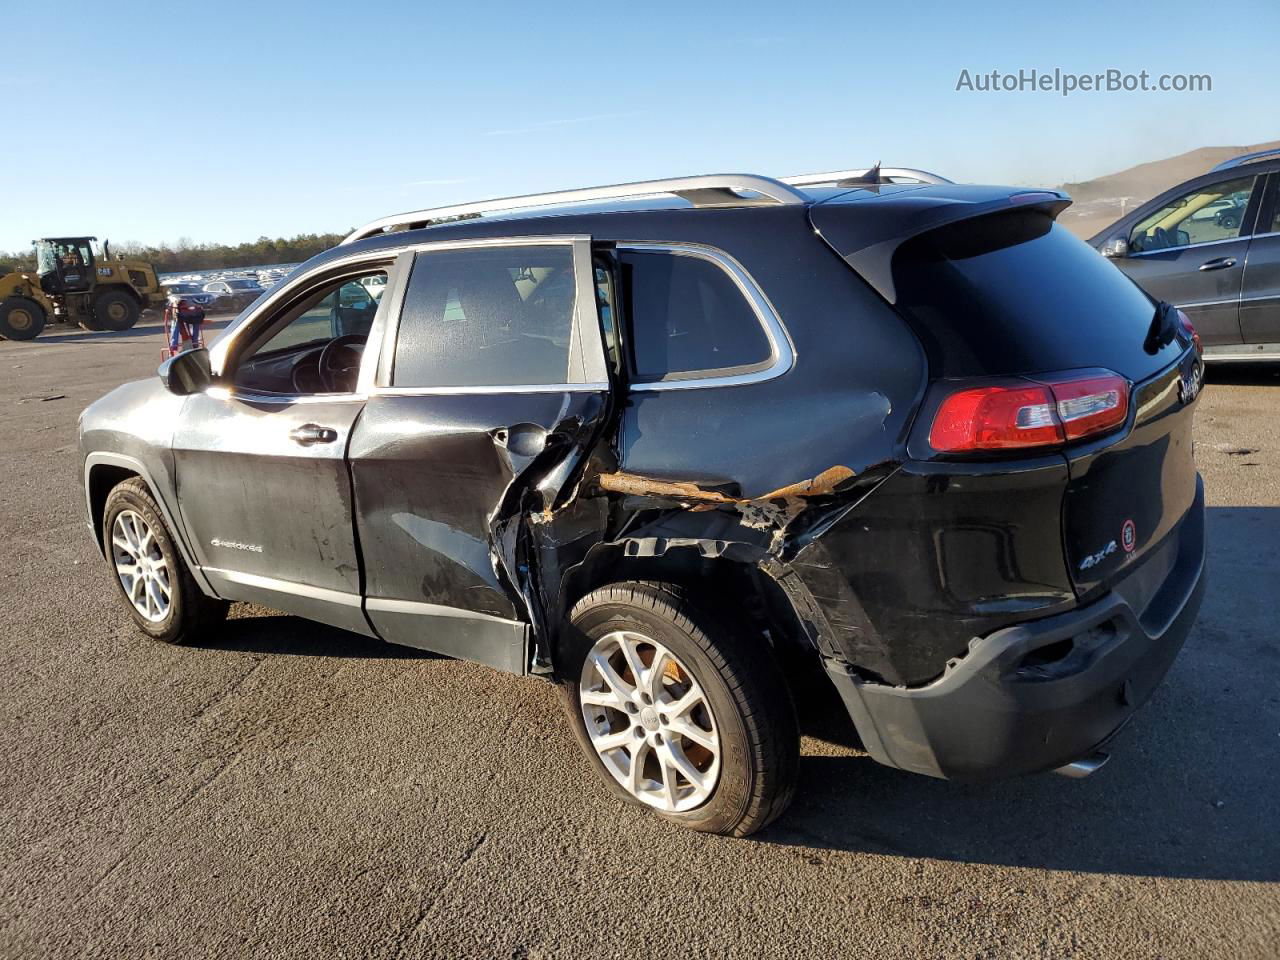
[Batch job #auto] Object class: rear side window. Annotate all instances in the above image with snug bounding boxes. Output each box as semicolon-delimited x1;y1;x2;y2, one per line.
393;246;576;388
620;250;772;382
892;210;1174;382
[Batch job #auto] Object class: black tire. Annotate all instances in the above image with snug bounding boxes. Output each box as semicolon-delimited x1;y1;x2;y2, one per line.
93;289;141;332
558;581;799;837
0;297;47;340
102;477;229;644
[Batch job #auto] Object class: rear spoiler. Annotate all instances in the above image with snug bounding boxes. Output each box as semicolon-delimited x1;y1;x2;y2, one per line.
811;187;1072;303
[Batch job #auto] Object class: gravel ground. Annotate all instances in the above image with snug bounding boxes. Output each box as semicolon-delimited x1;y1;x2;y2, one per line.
1;318;1277;959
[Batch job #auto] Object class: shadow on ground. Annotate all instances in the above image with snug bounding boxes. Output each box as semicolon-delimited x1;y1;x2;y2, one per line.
760;506;1280;883
1205;362;1280;387
29;317;233;345
188;613;438;660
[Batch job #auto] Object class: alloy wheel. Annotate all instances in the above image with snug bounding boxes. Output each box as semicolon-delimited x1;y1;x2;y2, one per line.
579;630;720;812
110;510;171;622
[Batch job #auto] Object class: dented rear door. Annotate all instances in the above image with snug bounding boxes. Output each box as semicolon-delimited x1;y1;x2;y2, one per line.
348;236;610;673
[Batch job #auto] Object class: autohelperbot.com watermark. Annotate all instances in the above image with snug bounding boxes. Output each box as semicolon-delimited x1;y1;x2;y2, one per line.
955;68;1212;96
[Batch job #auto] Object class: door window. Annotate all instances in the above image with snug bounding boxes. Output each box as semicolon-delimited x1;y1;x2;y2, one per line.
1130;176;1257;252
392;246;577;388
231;269;387;394
619;250;772;382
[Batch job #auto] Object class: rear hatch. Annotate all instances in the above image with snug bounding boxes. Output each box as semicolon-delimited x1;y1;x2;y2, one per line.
811;191;1201;599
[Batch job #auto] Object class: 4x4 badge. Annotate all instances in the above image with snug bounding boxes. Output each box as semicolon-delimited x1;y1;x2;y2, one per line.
1178;363;1203;405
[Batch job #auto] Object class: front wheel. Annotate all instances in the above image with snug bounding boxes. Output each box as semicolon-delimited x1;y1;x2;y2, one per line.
102;478;228;643
558;581;799;837
0;297;47;340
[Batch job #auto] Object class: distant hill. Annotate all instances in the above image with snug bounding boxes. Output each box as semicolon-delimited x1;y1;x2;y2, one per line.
1058;139;1280;239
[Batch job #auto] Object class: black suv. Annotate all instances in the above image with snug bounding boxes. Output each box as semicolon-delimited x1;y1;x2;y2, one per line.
80;169;1206;836
1091;147;1280;361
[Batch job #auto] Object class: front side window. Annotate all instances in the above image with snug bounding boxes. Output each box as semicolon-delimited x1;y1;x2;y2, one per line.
392;246;576;388
619;250;772;382
231;269;387;394
1130;176;1256;252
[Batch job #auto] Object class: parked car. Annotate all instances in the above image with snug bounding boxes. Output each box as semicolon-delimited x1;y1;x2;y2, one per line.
159;282;216;310
1091;147;1280;361
202;277;265;313
80;170;1205;836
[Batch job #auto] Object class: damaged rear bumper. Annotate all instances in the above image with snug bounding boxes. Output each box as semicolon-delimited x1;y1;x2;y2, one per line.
823;475;1206;781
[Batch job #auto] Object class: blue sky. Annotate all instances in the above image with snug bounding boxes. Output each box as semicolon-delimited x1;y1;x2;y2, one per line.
2;0;1276;251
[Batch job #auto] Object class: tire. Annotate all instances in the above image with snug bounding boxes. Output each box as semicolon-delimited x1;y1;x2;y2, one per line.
558;581;799;837
102;477;229;644
0;297;47;340
93;289;141;332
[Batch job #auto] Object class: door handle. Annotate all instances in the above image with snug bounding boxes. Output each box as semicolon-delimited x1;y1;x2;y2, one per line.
289;423;338;445
1199;257;1237;271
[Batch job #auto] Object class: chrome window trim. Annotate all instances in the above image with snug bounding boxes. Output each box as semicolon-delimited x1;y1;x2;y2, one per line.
1126;234;1252;258
615;242;796;392
376;234;607;395
203;386;368;405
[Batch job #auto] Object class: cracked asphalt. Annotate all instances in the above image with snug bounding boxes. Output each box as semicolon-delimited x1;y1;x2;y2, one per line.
1;317;1277;959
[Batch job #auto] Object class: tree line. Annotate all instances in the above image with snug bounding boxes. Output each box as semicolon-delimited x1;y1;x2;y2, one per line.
0;232;350;274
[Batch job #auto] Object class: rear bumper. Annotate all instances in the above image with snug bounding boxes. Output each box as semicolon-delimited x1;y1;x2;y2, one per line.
824;474;1206;781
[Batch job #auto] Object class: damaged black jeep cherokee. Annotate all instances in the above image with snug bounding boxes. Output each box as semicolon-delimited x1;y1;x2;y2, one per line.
80;168;1206;837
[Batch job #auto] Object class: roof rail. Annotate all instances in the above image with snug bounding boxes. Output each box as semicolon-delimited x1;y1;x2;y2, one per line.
342;174;808;245
1209;147;1280;172
782;167;953;187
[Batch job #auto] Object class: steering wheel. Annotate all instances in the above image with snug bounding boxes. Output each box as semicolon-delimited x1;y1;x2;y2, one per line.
318;334;366;393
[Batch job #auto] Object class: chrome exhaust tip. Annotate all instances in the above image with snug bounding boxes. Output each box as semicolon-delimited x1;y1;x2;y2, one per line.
1053;752;1110;779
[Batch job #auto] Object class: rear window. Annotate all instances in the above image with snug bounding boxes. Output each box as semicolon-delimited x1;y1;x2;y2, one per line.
892;210;1172;381
620;250;771;382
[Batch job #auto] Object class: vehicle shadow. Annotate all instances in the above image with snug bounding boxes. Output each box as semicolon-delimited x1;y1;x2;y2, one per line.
187;612;439;660
32;318;233;345
761;506;1280;882
1205;362;1280;386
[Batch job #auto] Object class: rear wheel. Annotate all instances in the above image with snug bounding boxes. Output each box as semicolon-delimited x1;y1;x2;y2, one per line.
0;297;47;340
558;581;799;837
102;478;228;643
93;289;141;332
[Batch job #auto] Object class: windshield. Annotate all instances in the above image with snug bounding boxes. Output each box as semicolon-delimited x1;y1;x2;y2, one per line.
227;279;260;289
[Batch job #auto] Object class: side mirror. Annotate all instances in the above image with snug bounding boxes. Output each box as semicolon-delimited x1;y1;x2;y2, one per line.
159;347;212;396
1101;237;1129;259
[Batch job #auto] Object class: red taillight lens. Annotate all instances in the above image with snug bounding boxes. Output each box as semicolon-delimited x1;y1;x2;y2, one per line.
1177;308;1203;355
928;372;1129;453
929;384;1061;451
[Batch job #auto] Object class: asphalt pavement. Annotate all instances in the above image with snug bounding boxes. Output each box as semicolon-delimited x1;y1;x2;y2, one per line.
1;317;1277;959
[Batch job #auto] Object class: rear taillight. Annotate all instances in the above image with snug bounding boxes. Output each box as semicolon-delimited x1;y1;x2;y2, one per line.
1177;308;1203;356
928;371;1129;453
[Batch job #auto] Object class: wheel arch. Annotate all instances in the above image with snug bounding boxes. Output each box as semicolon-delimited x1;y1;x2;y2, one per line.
84;452;218;597
556;538;821;663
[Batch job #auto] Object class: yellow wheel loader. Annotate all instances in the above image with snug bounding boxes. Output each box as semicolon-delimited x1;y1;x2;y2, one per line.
0;237;166;341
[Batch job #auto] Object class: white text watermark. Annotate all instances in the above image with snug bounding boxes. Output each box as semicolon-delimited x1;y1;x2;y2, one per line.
956;68;1212;96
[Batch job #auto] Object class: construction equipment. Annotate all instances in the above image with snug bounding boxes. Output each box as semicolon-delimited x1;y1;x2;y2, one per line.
0;237;166;341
